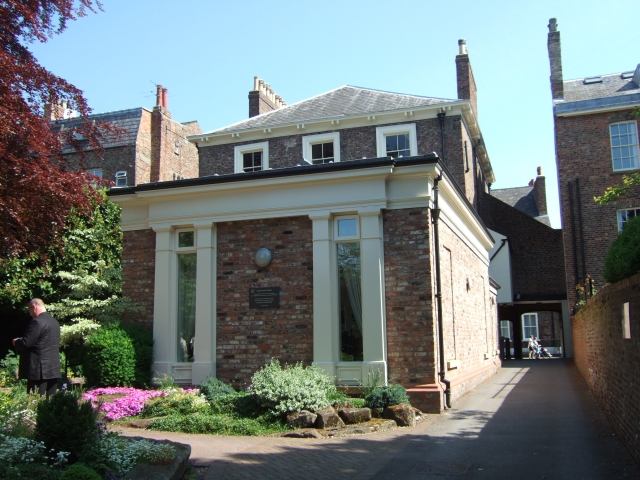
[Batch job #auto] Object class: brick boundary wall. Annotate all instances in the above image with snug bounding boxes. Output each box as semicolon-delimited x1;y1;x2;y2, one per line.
572;272;640;465
121;229;156;329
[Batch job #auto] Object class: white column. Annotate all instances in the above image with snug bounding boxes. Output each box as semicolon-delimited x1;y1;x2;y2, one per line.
151;226;173;377
310;212;336;377
192;222;217;384
359;208;388;383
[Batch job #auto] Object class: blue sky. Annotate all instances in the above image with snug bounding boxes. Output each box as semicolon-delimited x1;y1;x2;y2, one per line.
30;0;640;228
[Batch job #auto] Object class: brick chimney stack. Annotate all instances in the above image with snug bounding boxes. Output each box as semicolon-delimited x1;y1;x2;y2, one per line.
151;84;171;182
547;18;564;100
43;101;68;121
455;39;478;118
533;166;548;215
248;76;287;118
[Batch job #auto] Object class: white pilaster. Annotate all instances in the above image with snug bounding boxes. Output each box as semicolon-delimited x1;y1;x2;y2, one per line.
310;212;336;377
151;226;173;377
192;222;217;384
359;208;388;383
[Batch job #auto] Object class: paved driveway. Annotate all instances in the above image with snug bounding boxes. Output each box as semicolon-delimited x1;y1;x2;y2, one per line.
119;360;639;479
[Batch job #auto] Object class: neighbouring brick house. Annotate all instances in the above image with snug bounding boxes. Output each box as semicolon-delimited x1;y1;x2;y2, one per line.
109;41;502;413
49;85;201;186
481;168;568;359
548;18;640;310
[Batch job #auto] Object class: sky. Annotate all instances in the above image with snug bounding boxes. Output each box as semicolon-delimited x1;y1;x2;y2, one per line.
29;0;640;229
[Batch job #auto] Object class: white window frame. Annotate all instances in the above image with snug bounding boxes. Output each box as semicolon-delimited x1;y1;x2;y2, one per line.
114;170;127;187
302;132;340;164
617;208;640;232
334;215;360;242
522;313;539;341
376;123;418;158
175;228;196;251
610;121;639;172
87;168;102;179
500;320;512;340
234;141;269;173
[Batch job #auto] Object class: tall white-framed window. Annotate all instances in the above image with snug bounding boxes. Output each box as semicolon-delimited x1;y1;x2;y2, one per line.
234;141;269;173
114;171;127;187
87;168;102;179
302;132;340;164
500;320;512;340
617;208;640;232
334;216;362;362
176;229;197;363
376;123;418;158
522;313;539;340
610;121;639;171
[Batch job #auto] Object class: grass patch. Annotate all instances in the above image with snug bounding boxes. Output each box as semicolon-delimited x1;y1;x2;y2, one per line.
147;413;292;436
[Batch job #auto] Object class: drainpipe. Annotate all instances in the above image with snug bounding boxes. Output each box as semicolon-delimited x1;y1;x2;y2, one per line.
432;174;451;409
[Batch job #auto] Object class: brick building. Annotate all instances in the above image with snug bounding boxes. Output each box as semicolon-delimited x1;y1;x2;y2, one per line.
481;168;568;359
548;18;640;309
49;85;201;187
109;41;501;413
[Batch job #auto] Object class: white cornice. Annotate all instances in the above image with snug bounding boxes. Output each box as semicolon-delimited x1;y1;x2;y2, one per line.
555;101;640;117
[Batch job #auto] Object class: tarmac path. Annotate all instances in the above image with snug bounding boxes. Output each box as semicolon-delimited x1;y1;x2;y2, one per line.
118;359;639;479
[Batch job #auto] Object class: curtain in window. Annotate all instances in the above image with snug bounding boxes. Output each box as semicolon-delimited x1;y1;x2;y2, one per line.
338;243;362;334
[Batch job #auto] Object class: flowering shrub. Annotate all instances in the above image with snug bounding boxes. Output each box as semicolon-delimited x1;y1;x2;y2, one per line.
0;351;20;387
251;359;336;416
140;390;209;418
0;433;69;478
0;389;40;437
83;387;167;420
79;432;175;478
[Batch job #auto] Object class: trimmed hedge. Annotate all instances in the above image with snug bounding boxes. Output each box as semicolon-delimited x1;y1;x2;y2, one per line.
82;323;135;387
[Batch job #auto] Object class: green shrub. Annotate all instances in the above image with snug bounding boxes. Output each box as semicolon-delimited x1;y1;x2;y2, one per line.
139;391;209;418
199;377;236;403
82;323;135;387
251;359;336;416
604;216;640;284
35;392;99;462
1;462;63;479
364;384;410;410
148;413;291;436
60;463;101;480
120;323;153;388
0;350;21;387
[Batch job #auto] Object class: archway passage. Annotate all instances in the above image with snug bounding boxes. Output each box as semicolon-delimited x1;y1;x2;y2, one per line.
498;303;564;360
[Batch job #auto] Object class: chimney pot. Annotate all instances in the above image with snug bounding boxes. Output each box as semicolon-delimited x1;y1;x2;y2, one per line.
253;76;260;91
548;18;558;32
537;166;543;176
458;39;468;55
162;88;168;109
156;85;163;107
529;179;534;186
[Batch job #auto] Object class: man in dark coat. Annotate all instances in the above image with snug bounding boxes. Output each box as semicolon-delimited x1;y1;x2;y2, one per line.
12;298;61;397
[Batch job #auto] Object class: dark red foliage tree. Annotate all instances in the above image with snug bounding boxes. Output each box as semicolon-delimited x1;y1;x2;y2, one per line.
0;0;117;258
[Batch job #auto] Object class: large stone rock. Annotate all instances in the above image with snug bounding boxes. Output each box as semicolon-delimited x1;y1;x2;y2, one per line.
338;407;372;424
282;428;323;438
314;407;345;429
371;407;383;418
286;410;318;428
124;440;190;480
383;403;416;427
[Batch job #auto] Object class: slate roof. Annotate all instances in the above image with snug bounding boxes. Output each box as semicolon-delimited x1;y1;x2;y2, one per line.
563;70;640;103
490;186;551;226
54;107;148;151
203;86;457;135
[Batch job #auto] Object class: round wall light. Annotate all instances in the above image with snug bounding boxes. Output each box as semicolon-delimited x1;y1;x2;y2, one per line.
255;247;272;267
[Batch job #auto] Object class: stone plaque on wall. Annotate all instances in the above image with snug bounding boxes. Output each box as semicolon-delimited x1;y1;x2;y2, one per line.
249;287;280;309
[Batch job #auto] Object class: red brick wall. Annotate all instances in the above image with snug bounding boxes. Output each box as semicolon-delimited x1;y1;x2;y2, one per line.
135;110;152;185
480;193;566;299
151;106;200;182
216;216;314;386
64;146;136;187
438;216;500;403
572;272;640;465
383;208;436;386
122;229;156;328
555;112;640;307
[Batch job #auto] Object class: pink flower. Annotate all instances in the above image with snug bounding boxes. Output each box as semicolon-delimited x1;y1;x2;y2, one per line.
83;387;167;420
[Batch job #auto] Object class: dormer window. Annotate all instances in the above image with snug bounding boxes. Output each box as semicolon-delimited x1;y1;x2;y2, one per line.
376;124;418;158
303;132;340;164
115;171;127;187
234;142;269;173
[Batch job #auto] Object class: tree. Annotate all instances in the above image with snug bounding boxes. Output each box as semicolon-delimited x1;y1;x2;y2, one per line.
0;0;117;258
